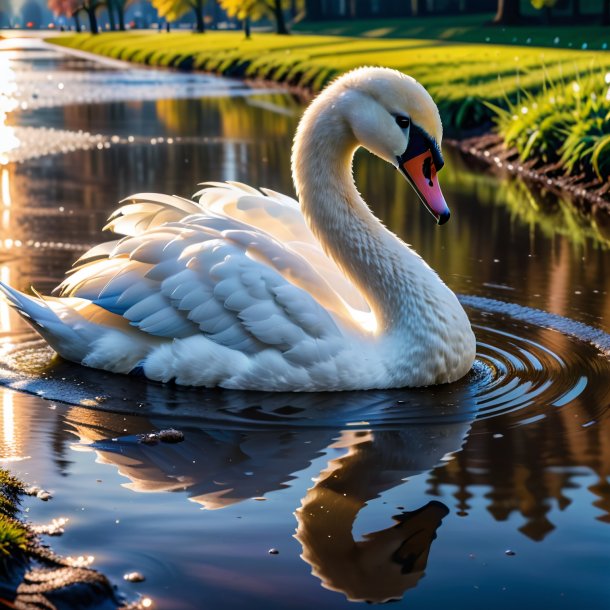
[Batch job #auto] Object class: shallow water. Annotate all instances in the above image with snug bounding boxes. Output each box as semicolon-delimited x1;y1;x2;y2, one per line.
0;42;609;609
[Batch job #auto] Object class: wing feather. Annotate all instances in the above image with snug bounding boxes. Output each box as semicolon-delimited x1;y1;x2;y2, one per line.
58;183;372;358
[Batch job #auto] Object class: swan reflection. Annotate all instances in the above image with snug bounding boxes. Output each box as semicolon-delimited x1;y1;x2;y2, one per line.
61;384;475;602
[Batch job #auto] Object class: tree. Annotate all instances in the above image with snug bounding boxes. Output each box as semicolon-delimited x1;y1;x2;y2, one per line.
74;0;103;33
220;0;258;37
603;0;610;25
105;0;117;30
111;0;134;29
411;0;428;16
152;0;207;32
49;0;93;31
493;0;521;24
531;0;556;23
219;0;290;34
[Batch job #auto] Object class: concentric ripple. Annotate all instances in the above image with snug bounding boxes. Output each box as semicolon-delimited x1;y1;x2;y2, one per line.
0;297;608;432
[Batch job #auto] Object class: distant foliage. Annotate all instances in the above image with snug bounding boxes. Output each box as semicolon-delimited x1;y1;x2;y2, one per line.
530;0;556;9
47;0;79;17
152;0;207;32
491;71;610;182
220;0;265;21
220;0;291;34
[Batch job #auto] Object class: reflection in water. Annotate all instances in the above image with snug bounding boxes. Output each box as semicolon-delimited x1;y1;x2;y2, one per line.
60;396;472;602
1;45;610;609
296;428;461;603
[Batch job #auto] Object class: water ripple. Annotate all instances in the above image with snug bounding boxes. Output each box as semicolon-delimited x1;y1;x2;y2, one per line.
0;298;608;432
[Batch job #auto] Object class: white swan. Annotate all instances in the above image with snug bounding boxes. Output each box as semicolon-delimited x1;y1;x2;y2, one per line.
0;67;475;391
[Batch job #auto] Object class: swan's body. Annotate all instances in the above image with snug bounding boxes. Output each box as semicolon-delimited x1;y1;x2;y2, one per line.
1;67;475;391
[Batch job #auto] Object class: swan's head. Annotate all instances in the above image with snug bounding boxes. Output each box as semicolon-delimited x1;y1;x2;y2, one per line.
302;67;450;224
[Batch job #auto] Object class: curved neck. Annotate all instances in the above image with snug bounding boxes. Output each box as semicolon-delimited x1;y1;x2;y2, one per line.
292;103;432;334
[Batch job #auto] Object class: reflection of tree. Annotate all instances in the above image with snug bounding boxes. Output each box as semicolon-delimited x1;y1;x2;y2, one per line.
427;382;610;539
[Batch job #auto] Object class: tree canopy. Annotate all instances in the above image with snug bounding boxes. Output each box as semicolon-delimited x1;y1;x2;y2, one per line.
219;0;290;34
152;0;206;31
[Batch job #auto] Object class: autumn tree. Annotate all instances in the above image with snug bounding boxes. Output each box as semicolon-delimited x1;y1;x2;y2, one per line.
220;0;290;35
152;0;207;32
48;0;77;25
57;0;102;32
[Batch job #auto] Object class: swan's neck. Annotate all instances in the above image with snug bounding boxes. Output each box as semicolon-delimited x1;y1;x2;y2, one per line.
292;104;440;335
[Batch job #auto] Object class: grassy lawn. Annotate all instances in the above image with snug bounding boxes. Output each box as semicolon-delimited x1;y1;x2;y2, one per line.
294;13;610;51
49;30;610;135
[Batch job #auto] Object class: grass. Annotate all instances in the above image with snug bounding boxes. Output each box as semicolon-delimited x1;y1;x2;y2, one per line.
49;30;610;136
294;13;610;51
491;71;610;182
0;469;29;573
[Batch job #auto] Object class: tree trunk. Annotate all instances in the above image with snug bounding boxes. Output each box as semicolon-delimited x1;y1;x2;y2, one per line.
290;0;297;19
602;0;609;24
73;11;81;31
166;20;170;32
193;0;205;32
88;5;99;33
411;0;428;17
572;0;580;19
106;0;116;30
117;1;125;30
544;5;552;24
493;0;521;25
272;0;289;34
243;15;250;38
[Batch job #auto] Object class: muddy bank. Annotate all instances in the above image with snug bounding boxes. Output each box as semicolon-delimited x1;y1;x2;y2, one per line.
0;469;148;610
448;133;610;222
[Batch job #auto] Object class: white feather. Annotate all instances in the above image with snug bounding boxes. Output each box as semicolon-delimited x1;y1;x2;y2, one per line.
0;68;476;390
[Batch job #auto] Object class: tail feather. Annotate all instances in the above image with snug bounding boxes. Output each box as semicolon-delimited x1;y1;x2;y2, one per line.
0;282;157;372
0;282;57;327
0;282;97;363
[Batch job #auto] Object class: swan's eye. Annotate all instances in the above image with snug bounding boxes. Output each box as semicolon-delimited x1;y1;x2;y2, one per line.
395;116;410;129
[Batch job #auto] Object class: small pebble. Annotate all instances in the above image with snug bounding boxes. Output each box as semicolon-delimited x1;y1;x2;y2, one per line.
124;571;146;583
37;490;52;501
268;548;279;555
138;429;184;445
505;549;516;556
157;429;184;444
138;434;159;445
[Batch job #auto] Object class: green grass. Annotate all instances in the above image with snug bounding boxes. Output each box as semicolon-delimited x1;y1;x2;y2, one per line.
0;469;29;572
49;31;610;135
491;71;610;181
294;13;610;51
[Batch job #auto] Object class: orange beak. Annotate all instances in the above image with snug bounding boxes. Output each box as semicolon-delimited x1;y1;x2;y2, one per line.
397;126;450;225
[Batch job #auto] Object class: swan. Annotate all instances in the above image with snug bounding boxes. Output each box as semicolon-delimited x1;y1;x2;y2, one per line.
0;67;476;391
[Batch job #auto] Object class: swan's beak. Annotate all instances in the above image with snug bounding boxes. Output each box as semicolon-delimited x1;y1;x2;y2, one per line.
397;127;450;225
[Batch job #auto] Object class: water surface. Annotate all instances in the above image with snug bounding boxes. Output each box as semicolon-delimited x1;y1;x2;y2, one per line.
0;42;609;609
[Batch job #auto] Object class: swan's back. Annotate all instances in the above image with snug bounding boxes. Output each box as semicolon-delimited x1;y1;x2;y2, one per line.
1;183;386;390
